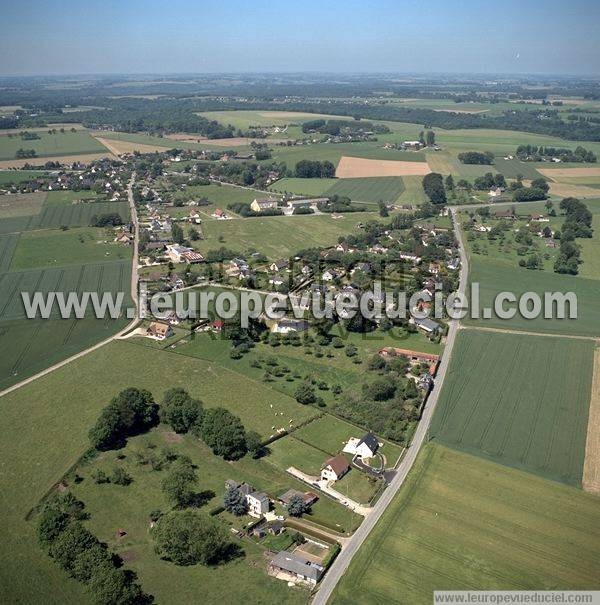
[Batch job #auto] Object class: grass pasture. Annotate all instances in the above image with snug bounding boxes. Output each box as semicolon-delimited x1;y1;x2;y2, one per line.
331;444;600;605
10;227;131;270
268;177;337;197
192;212;370;259
431;330;593;486
0;170;48;185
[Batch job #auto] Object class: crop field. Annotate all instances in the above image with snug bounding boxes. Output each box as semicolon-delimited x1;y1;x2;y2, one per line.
0;152;113;169
493;157;544;180
0;233;19;271
538;166;600;178
0;192;46;218
271;143;427;171
34;200;129;228
268;177;337;197
395;175;429;204
0;339;336;604
579;214;600;280
548;181;600;199
0;131;107;161
431;330;594;486
191;212;373;259
94;130;230;152
331;444;600;605
325;176;405;203
336;156;430;178
465;254;600;336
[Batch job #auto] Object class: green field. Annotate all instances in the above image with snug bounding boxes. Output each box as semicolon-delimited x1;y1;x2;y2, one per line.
191;212;373;259
170;182;271;207
269;177;337;197
34;200;130;228
44;189;105;206
0;169;48;185
0;131;106;160
325;177;405;204
493;157;544;180
430;330;593;486
331;444;600;605
10;227;131;269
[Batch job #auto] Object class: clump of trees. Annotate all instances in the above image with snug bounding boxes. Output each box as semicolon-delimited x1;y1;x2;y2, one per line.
294;159;335;178
554;197;593;275
473;172;506;190
15;148;37;158
195;407;248;460
458;151;494;165
160;388;203;434
89;212;124;227
152;510;235;566
89;388;159;451
422;172;447;204
37;493;150;604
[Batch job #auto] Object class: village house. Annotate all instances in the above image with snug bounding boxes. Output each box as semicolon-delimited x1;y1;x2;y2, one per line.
114;231;133;245
146;322;173;340
351;262;371;275
188;210;202;224
269;275;286;287
529;213;549;223
321;454;350;482
250;198;278;213
268;551;324;586
225;480;270;517
446;257;460;271
399;252;422;264
166;244;204;264
212;208;229;219
489;186;505;198
322;268;343;282
269;258;289;273
343;432;379;459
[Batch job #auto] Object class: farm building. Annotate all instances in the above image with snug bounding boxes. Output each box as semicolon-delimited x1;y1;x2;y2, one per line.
271;319;309;334
321;454;350;482
268;551;324;586
278;489;319;507
379;347;440;375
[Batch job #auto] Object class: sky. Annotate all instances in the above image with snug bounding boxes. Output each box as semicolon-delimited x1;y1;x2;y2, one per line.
1;0;599;77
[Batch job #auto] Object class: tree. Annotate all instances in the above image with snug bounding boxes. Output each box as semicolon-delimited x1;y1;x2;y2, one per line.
71;544;113;583
152;510;232;566
378;200;389;217
87;565;146;605
189;227;200;241
171;223;185;244
426;130;435;146
110;467;132;486
445;174;454;191
37;508;70;548
362;377;396;401
89;388;158;451
198;408;248;460
160;388;203;434
245;430;264;459
161;458;198;507
223;486;248;516
287;494;309;517
294;382;317;405
49;522;99;573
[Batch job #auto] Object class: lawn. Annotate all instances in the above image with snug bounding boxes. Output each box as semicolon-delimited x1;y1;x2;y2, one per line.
0;131;106;161
331;444;600;605
10;227;131;269
191;212;373;259
430;330;594;486
267;435;329;476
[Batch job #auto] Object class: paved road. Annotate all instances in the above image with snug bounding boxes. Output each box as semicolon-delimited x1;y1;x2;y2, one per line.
0;174;141;400
311;208;469;605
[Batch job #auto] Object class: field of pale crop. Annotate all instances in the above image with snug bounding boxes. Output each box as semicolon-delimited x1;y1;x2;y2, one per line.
431;330;594;486
331;444;600;605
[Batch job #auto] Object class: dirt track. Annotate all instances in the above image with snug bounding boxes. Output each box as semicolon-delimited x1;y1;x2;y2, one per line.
335;156;431;178
583;348;600;494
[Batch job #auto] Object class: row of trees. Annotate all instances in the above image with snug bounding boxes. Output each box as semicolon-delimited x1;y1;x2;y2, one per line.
37;493;150;604
294;159;336;178
554;197;593;275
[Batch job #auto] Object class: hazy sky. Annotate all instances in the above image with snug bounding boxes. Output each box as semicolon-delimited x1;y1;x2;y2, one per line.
1;0;599;76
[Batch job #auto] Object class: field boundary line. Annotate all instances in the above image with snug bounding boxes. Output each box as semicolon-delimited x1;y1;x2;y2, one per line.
461;324;600;342
583;347;600;494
